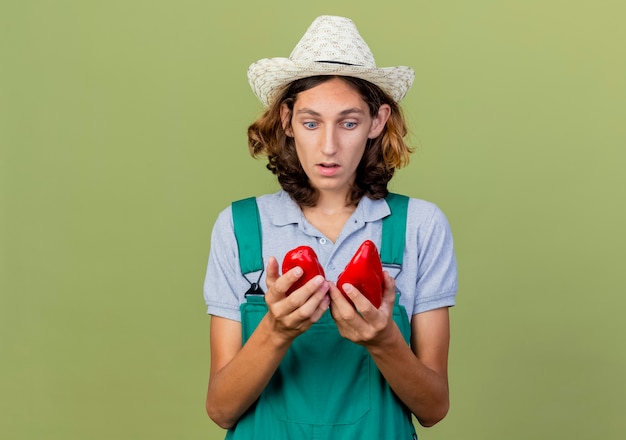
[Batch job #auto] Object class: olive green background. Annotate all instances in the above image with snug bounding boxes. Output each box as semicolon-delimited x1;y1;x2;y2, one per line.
1;1;625;439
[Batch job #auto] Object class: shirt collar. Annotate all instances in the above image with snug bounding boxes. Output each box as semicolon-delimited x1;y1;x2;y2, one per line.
355;195;391;223
271;191;305;226
271;190;391;227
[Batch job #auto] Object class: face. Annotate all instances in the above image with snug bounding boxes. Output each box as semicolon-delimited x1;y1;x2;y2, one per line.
281;77;390;198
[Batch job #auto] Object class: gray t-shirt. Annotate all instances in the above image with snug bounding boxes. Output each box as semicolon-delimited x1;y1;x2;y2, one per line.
204;190;457;321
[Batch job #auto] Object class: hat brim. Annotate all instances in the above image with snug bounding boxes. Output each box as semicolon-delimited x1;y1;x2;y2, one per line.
248;58;415;107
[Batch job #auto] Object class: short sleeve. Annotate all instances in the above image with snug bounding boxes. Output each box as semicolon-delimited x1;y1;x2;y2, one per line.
203;206;251;321
413;204;458;314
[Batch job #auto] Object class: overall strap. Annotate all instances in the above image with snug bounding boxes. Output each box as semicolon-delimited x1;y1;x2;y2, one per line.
232;197;263;275
381;193;409;267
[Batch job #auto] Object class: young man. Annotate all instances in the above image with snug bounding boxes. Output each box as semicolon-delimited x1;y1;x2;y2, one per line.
204;15;458;439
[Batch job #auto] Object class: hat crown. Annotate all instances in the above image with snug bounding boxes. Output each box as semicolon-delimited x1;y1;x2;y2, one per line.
247;15;414;107
289;16;376;68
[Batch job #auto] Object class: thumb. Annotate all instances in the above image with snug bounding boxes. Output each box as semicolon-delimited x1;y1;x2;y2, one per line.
265;256;280;285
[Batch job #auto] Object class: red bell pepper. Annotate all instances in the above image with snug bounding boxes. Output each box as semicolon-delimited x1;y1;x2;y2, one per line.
281;246;326;295
337;240;384;308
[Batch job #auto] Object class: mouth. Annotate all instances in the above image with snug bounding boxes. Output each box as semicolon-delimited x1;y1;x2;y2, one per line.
317;162;340;176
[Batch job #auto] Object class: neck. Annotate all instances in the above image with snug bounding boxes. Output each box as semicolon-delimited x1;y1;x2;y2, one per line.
301;194;357;243
312;190;353;214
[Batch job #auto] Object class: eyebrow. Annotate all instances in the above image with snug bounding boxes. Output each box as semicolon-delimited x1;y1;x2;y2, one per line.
295;107;365;117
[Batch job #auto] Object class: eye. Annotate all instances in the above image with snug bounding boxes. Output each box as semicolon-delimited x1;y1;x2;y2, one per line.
303;122;318;129
343;121;358;129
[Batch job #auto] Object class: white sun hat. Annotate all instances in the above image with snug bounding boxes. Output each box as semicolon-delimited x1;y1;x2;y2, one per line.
247;15;415;107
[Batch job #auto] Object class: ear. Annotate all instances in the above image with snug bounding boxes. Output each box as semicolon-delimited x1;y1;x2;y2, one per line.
280;103;293;137
368;104;391;139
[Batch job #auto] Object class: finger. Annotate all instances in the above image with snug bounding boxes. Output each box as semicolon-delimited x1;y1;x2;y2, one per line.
270;273;326;320
275;265;304;296
308;293;331;323
266;258;302;304
380;271;397;310
265;256;280;285
328;282;362;321
264;257;281;303
343;283;376;314
286;275;328;312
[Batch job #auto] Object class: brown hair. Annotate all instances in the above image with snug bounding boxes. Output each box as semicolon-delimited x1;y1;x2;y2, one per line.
247;75;413;207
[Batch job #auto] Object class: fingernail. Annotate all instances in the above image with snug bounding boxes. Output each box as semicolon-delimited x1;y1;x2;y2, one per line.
312;275;324;285
293;267;303;277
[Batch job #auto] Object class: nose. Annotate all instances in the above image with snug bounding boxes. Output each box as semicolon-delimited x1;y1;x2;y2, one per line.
320;126;338;156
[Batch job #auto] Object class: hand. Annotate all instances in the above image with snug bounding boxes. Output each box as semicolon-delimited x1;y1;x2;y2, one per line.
263;256;330;343
329;270;397;345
